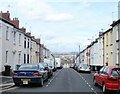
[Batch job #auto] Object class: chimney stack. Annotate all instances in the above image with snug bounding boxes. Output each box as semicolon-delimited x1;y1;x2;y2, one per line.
20;27;26;32
0;11;10;21
32;36;35;39
99;32;103;36
10;17;19;28
26;32;31;36
35;39;40;43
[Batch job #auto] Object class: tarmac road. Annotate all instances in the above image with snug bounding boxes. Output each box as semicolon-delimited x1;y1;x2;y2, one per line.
1;68;105;94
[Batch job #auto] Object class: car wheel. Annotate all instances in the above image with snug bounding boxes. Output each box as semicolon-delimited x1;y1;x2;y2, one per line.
40;78;43;87
102;83;108;94
93;78;97;86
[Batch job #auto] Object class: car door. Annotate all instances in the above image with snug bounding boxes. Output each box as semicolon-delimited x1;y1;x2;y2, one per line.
96;67;105;85
99;67;110;86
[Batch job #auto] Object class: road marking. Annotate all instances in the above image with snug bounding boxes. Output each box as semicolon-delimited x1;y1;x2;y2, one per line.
0;86;19;92
91;88;94;91
48;82;50;85
73;69;98;94
45;69;62;87
0;83;14;87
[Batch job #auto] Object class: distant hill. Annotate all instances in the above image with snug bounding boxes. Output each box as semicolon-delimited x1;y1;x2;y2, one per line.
53;52;78;55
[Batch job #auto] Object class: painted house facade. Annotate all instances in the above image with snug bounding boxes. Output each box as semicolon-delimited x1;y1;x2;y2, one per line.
103;28;113;66
111;20;120;66
0;11;54;74
0;16;25;72
80;50;85;64
31;37;40;63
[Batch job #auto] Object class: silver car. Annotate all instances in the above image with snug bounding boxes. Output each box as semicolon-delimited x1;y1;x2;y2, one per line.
77;63;91;73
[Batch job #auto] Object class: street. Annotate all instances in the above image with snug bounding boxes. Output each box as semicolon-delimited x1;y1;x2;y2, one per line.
1;68;104;94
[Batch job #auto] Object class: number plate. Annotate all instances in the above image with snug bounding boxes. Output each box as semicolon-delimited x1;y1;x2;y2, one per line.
21;79;31;81
23;81;28;84
84;67;87;69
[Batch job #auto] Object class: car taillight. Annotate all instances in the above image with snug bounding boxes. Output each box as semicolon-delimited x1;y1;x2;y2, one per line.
13;73;18;76
108;76;117;81
32;72;41;76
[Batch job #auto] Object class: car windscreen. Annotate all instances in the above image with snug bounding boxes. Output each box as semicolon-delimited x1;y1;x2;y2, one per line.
19;64;39;70
111;69;120;76
81;64;89;67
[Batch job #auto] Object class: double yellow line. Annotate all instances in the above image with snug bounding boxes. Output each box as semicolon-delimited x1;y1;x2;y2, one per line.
0;86;19;92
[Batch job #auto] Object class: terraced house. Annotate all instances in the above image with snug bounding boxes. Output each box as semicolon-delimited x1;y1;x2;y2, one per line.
111;20;120;66
0;11;53;75
0;11;25;74
103;28;113;66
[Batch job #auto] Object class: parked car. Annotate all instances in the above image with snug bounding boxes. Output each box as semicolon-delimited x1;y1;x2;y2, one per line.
12;63;48;87
49;65;56;72
73;63;80;70
40;62;53;78
93;66;120;94
77;63;91;73
44;58;57;72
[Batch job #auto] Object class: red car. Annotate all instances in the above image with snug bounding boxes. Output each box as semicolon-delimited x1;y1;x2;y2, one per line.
93;66;120;94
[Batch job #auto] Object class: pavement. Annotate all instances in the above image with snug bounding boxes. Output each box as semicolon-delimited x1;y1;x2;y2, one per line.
0;75;14;90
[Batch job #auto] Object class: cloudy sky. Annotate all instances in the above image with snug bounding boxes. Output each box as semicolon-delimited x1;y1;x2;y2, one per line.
0;0;119;52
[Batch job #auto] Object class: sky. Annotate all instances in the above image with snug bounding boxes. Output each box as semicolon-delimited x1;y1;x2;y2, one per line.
0;0;119;53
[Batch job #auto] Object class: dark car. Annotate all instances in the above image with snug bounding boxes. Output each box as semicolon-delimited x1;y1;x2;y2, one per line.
40;62;53;78
93;66;120;94
12;63;48;87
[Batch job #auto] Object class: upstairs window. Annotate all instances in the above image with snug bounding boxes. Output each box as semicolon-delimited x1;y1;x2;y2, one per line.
13;31;16;44
6;26;9;40
27;39;29;48
19;34;21;45
24;37;26;48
